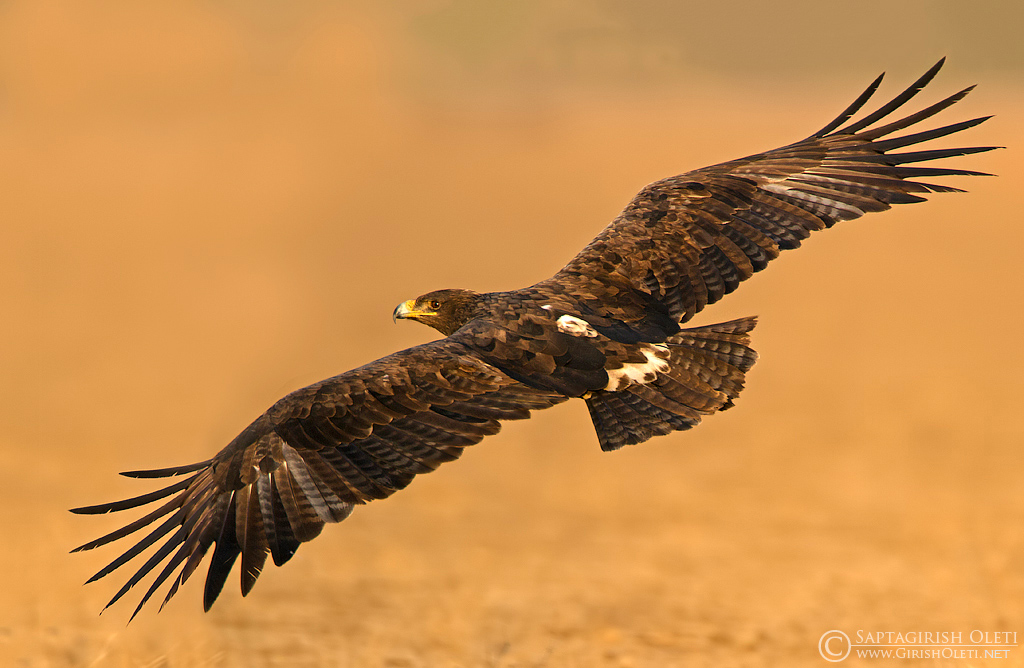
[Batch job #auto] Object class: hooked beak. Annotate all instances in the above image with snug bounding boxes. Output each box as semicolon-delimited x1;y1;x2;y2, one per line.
392;299;417;323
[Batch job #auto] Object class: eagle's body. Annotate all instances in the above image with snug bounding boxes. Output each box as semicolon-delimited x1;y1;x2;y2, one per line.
74;60;998;619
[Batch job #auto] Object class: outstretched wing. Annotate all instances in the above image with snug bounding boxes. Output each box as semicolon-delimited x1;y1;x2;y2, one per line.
72;338;566;619
546;59;999;327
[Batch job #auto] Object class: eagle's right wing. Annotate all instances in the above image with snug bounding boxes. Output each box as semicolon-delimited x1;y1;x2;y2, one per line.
546;59;998;330
72;337;565;619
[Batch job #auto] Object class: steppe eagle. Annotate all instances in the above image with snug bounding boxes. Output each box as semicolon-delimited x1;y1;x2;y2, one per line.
73;60;997;619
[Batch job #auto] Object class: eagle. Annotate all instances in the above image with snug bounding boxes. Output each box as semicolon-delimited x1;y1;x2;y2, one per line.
73;60;997;619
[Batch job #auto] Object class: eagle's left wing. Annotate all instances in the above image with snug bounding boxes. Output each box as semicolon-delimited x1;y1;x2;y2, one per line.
545;59;998;330
72;338;565;619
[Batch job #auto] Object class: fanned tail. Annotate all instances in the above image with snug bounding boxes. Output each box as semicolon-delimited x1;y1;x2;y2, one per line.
586;317;758;451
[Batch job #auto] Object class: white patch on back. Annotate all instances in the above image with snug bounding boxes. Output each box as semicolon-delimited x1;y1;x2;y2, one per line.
541;305;553;311
605;344;670;391
556;314;598;338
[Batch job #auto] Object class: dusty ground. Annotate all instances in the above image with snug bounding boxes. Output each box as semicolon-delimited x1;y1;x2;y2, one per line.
2;3;1023;667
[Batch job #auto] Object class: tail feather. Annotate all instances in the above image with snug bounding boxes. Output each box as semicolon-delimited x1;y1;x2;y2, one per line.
586;316;758;451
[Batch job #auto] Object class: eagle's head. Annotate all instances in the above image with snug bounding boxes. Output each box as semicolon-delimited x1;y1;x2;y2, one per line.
393;288;481;336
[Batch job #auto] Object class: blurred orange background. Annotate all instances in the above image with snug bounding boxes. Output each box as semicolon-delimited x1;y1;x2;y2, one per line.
1;2;1022;666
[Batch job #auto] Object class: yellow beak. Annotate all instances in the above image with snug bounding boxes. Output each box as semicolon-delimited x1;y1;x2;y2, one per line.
393;299;421;322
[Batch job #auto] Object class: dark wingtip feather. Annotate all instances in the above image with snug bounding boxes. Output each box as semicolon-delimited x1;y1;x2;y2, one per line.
865;116;995;152
203;543;239;611
856;86;978;141
120;460;212;479
203;492;240;612
71;489;192;555
70;475;198;516
812;72;885;138
837;59;947;135
98;525;188;615
126;539;195;623
852;145;1002;165
79;505;189;583
894;166;996;178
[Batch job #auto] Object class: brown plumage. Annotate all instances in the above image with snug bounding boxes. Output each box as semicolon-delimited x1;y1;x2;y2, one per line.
73;59;997;619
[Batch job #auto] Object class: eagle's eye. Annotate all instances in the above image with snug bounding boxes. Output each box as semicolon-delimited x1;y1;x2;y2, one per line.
429;300;441;310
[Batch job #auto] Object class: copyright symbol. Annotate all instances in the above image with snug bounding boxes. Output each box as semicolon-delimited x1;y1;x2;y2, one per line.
818;630;851;662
